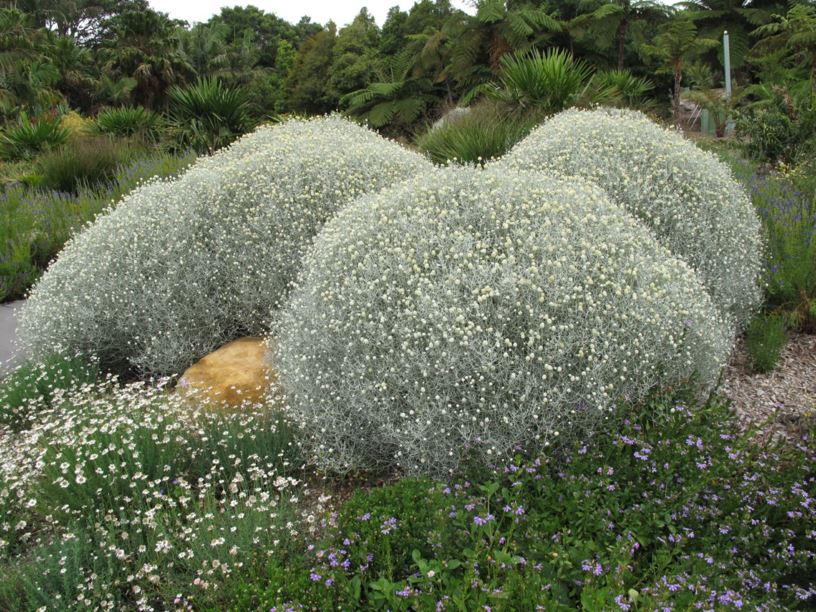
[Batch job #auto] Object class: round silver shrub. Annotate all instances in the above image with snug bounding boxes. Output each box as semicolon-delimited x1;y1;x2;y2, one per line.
19;116;432;375
274;167;733;477
492;107;763;326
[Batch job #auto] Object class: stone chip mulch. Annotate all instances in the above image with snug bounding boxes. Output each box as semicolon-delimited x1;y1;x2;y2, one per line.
722;332;816;442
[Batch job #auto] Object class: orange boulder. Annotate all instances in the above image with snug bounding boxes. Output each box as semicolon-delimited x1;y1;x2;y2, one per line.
178;337;274;408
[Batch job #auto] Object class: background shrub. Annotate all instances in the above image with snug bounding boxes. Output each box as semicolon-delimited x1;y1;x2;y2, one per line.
167;77;254;154
274;167;732;477
493;107;763;327
750;166;816;332
0;150;196;302
19;116;432;375
744;313;787;373
736;87;816;166
59;111;93;138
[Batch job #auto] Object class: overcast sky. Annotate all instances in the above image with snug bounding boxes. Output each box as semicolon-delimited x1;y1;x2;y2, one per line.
148;0;476;28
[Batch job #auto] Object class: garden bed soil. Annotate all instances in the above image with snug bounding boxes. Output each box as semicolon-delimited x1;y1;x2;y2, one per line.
723;332;816;442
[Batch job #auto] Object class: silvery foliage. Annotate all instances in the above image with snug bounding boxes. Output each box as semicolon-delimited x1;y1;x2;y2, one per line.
274;167;733;477
492;108;763;327
19;116;432;375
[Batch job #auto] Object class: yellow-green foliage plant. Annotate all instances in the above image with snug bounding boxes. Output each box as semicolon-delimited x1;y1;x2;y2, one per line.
492;107;763;327
19;116;432;375
274;167;732;477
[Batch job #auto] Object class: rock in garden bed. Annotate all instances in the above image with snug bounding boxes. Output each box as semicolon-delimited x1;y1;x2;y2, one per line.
178;336;275;408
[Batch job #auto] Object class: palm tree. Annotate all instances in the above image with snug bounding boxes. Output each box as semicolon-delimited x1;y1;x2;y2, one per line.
572;0;670;70
341;50;440;133
448;0;563;92
473;47;597;113
752;3;816;88
0;8;61;115
50;36;96;110
180;23;229;78
95;74;137;107
99;8;191;109
0;8;39;76
642;17;719;127
677;0;780;69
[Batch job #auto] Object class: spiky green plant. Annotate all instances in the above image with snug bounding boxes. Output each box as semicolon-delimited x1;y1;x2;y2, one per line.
0;112;68;161
593;69;655;108
95;105;160;140
167;77;254;153
467;48;602;114
415;103;538;165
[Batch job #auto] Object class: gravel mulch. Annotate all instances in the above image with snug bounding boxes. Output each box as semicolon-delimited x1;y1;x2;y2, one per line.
722;332;816;442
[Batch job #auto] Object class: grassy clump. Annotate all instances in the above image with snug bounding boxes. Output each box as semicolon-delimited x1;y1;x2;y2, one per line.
745;313;787;373
95;105;161;140
36;136;144;193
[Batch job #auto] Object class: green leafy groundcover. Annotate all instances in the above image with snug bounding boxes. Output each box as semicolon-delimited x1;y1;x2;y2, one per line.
234;396;815;611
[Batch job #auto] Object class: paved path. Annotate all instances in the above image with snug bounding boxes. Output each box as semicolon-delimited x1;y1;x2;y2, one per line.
0;300;26;377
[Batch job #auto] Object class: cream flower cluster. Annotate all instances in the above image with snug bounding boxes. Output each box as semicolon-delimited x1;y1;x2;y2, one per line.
273;168;733;477
492;108;763;326
19;116;431;375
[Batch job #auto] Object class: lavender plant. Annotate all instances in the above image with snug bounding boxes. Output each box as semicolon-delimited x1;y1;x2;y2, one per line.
19;116;431;375
274;167;732;477
493;107;763;327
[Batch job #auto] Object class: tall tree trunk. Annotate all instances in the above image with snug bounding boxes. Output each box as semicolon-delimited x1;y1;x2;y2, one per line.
489;33;513;73
616;20;628;71
673;61;682;129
